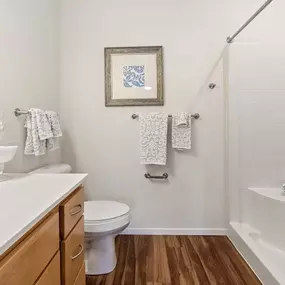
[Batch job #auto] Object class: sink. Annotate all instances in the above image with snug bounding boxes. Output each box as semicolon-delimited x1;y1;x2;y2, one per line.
0;146;18;181
0;146;18;164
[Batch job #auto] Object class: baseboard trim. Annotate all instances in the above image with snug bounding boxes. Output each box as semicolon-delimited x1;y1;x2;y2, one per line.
121;228;228;236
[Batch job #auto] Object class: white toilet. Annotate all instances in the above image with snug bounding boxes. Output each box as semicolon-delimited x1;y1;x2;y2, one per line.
84;201;131;275
29;164;131;275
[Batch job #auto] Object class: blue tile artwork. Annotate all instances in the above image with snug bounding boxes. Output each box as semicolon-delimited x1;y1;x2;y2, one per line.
123;65;145;88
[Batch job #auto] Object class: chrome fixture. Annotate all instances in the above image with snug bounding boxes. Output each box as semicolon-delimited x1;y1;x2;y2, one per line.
209;83;216;90
14;108;29;117
227;0;274;43
131;113;200;120
145;173;168;180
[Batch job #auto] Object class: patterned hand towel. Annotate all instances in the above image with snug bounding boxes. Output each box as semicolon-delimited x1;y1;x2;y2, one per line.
175;112;188;127
24;109;47;156
140;113;168;165
45;111;62;137
45;111;62;151
172;112;192;150
35;108;53;140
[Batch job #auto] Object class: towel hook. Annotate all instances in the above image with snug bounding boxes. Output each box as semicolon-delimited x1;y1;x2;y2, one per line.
209;83;216;90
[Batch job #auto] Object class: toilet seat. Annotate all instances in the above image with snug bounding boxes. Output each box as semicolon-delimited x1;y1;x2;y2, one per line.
84;201;131;233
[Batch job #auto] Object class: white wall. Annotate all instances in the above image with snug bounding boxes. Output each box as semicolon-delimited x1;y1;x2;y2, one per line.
59;0;279;231
0;0;60;172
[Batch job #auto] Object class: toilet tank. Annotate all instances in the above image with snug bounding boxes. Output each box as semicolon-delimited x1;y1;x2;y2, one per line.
29;164;72;174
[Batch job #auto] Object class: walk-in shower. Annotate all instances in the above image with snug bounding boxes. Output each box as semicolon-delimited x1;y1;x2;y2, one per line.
224;1;285;284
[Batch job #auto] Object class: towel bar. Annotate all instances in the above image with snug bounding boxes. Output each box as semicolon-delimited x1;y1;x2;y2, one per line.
14;108;29;117
132;113;200;120
145;173;168;180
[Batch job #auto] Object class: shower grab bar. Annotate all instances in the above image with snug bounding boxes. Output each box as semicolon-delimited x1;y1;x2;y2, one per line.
227;0;274;43
131;113;200;120
145;173;168;180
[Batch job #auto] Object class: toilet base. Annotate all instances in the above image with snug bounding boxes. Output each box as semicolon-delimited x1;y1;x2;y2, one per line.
85;234;117;275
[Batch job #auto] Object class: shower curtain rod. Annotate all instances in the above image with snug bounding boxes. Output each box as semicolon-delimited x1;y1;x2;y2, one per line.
227;0;274;43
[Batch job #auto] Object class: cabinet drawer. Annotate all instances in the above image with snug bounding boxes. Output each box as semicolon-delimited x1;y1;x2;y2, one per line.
60;187;84;239
0;212;59;285
35;251;60;285
73;264;86;285
61;217;84;285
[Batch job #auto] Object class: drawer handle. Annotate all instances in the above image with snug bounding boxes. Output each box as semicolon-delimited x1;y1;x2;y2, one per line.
70;204;82;216
72;244;84;260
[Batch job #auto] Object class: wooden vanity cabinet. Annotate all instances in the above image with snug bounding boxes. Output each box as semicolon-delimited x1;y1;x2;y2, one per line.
35;252;61;285
60;187;85;285
0;186;85;285
60;187;84;240
0;212;60;285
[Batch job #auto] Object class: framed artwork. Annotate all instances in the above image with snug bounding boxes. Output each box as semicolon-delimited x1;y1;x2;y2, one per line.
105;46;164;106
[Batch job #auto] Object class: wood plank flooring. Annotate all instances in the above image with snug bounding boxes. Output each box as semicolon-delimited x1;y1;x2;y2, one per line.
86;235;262;285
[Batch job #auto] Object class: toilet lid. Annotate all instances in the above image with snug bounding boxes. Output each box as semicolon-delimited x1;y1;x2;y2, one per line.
84;201;130;221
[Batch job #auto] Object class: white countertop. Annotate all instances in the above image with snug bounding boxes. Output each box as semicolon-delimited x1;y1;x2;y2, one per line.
0;173;88;256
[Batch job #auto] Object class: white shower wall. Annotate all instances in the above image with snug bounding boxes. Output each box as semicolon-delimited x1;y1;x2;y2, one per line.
227;31;285;285
228;43;285;222
227;0;285;223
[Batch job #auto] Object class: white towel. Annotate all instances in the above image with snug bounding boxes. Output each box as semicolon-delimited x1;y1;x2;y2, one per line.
35;109;53;140
172;112;192;150
175;112;188;127
24;109;62;156
24;109;47;156
45;111;62;137
139;113;168;165
45;111;62;151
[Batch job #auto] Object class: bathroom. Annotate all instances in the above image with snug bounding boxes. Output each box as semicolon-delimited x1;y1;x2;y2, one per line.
0;0;284;284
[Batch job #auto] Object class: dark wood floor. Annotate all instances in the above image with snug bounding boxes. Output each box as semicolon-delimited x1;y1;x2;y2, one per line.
86;235;261;285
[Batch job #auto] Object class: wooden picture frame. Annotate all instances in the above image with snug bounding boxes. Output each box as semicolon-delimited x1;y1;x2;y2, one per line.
105;46;164;106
